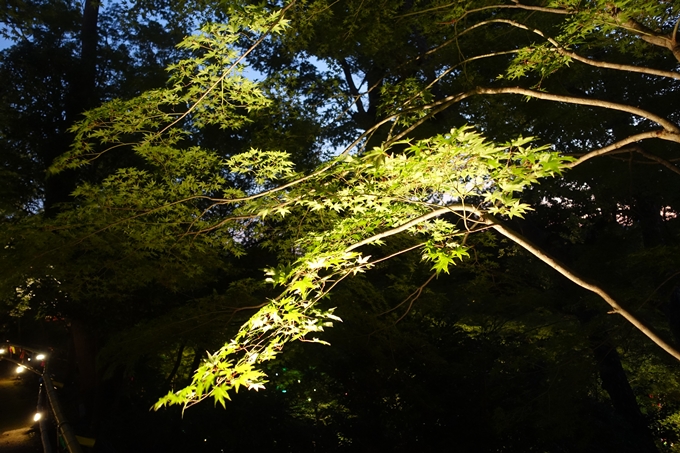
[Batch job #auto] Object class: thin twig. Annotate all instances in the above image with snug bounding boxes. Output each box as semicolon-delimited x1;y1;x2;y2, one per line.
379;272;437;319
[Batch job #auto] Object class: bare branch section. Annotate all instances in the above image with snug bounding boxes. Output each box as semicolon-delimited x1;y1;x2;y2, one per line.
483;215;680;362
379;273;438;324
618;15;680;62
342;202;680;362
562;48;680;80
629;145;680;176
386;85;680;147
568;130;680;168
471;87;680;134
344;207;453;252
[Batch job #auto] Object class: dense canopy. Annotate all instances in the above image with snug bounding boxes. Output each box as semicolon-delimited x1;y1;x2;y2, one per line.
1;0;680;451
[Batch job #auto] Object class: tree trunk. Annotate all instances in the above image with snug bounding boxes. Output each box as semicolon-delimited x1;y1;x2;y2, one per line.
509;218;661;452
44;0;100;216
163;341;187;390
571;307;660;453
633;195;665;248
69;318;99;435
590;337;659;452
668;287;680;345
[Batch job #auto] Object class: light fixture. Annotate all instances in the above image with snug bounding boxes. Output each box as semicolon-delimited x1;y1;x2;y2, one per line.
0;348;5;354
36;354;45;361
16;365;25;374
33;413;42;422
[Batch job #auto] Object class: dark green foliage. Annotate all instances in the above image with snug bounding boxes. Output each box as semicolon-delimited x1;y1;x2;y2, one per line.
3;0;680;451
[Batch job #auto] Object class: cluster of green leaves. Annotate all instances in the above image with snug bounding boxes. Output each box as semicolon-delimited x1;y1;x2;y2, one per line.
378;77;434;127
32;6;298;288
153;124;570;408
549;0;671;34
227;149;297;186
42;0;657;418
505;44;573;82
53;5;288;172
1;0;678;450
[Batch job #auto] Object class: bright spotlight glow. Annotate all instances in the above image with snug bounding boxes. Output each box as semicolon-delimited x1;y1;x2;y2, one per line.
16;365;25;374
0;348;5;354
36;354;45;361
33;413;42;422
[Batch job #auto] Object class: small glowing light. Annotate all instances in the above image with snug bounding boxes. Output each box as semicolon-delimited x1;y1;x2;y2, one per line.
16;365;25;374
0;348;5;354
33;413;42;422
281;389;287;393
36;354;45;361
27;357;31;361
307;397;311;402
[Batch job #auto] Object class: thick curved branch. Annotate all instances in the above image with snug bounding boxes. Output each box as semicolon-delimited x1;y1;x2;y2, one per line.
387;85;680;146
618;16;680;62
482;214;680;362
568;130;680;168
562;47;680;80
343;201;680;361
471;87;680;134
345;207;454;252
569;137;680;177
486;19;680;80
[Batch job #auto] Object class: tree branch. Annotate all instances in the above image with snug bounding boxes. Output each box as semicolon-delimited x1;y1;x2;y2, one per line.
394;273;438;324
629;144;680;177
485;19;680;80
470;87;680;134
482;214;680;362
396;2;570;20
344;206;466;252
378;272;437;321
567;130;680;168
341;200;680;361
340;58;366;114
618;16;680;62
563;47;680;80
385;85;680;146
